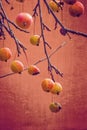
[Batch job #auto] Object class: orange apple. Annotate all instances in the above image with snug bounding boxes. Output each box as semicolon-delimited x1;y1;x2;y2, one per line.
49;102;62;113
69;1;84;17
64;0;76;5
49;0;61;12
41;78;54;92
28;65;40;75
0;47;12;62
10;60;24;73
30;35;40;46
16;12;33;29
16;0;25;2
50;82;63;95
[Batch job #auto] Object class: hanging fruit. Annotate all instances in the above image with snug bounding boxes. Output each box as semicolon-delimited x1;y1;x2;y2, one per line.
50;82;63;95
16;12;33;29
28;65;40;75
69;1;84;17
30;35;40;46
41;78;54;92
49;0;61;12
0;47;12;62
49;102;62;113
10;60;24;73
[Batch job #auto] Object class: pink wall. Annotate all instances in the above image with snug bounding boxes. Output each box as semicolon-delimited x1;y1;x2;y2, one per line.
0;0;87;130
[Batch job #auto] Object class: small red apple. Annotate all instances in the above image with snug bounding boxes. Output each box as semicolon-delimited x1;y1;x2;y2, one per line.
49;102;62;113
10;60;24;73
41;78;54;92
28;65;40;75
16;12;33;29
0;47;12;62
30;35;40;46
64;0;76;5
69;1;84;17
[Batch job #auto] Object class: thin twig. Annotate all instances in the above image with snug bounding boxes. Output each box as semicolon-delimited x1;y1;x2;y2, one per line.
32;2;39;17
0;41;67;79
5;0;10;4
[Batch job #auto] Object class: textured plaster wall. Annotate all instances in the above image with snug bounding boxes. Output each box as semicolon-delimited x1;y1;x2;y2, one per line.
0;0;87;130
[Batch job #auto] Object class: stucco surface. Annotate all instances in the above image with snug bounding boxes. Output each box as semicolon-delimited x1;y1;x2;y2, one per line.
0;0;87;130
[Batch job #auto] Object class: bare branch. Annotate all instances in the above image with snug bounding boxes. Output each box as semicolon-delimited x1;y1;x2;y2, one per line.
42;23;51;31
44;0;87;38
5;0;10;4
0;41;66;79
32;2;39;17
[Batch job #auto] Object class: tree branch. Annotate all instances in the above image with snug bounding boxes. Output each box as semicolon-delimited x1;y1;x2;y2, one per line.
0;41;67;79
44;0;87;38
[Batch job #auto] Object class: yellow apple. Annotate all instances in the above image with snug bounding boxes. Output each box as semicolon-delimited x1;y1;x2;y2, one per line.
30;35;40;46
28;65;40;75
49;0;61;12
10;60;24;73
50;82;63;95
41;78;54;92
0;47;12;62
49;102;62;113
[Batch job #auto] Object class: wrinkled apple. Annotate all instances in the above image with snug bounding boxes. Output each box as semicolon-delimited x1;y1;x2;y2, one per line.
30;35;40;46
16;12;33;29
50;82;63;95
41;78;54;92
49;0;60;12
28;65;40;75
49;102;62;113
0;47;12;62
64;0;76;5
69;1;84;17
10;60;24;73
60;27;67;36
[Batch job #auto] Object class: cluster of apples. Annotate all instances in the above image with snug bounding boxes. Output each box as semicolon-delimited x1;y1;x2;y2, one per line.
11;61;40;75
41;78;62;112
64;0;84;17
0;47;62;113
15;2;41;46
0;47;40;75
3;0;63;113
49;0;84;17
16;12;41;46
